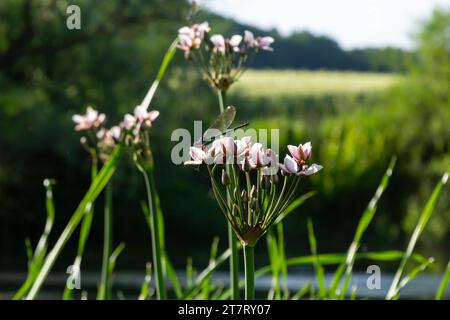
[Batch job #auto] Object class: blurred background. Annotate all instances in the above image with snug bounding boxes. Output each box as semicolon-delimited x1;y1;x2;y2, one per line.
0;0;449;291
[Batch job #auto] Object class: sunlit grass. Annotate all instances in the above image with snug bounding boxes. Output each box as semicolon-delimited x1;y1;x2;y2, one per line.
230;70;402;98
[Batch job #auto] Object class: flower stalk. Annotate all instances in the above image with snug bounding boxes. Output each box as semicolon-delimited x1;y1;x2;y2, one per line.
218;89;240;300
243;244;255;300
142;167;167;300
97;180;113;300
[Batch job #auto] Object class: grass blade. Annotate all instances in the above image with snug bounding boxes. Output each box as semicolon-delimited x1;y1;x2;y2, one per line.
386;171;449;300
220;250;419;299
13;179;56;300
391;257;435;299
64;160;97;300
98;181;114;300
140;39;178;110
25;144;125;300
183;248;232;300
291;282;313;300
164;251;183;298
202;237;220;299
436;260;450;300
266;230;280;299
335;157;396;298
108;243;125;276
277;223;289;299
138;262;153;300
307;218;327;297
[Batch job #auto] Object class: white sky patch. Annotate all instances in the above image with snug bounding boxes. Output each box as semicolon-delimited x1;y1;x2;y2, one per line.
196;0;450;49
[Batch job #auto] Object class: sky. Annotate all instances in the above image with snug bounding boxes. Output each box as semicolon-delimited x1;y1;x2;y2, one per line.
196;0;450;49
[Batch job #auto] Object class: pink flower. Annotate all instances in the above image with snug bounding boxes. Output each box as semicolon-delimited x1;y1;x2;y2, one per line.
72;107;106;131
244;30;256;46
211;137;234;163
210;34;226;55
281;155;323;176
256;36;274;51
229;35;242;52
134;106;160;128
287;142;312;163
301;163;323;176
185;144;218;166
121;114;136;130
281;155;299;174
97;126;121;147
185;146;208;166
178;26;195;39
244;30;274;51
193;22;210;39
235;136;251;159
119;107;159;143
248;143;267;168
177;34;194;58
177;22;210;58
110;126;121;140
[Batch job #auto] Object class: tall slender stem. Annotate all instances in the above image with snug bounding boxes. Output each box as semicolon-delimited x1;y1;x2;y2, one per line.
218;89;226;113
218;89;240;299
243;244;255;300
98;180;113;300
228;224;240;299
143;169;167;299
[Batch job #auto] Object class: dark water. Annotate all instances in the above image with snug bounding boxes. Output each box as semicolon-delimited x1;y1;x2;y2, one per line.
0;271;448;300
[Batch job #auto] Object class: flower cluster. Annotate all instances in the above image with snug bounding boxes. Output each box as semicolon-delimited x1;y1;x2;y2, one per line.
72;107;121;161
177;21;274;91
120;105;160;171
72;106;106;131
281;143;323;176
72;105;160;163
185;135;322;246
186;136;321;176
121;105;160;143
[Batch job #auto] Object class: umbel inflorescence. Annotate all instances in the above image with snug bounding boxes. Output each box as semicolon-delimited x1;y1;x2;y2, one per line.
177;21;274;91
185;134;322;246
72;105;159;167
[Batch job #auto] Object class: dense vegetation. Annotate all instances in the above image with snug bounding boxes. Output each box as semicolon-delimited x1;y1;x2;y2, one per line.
0;0;448;280
203;11;412;72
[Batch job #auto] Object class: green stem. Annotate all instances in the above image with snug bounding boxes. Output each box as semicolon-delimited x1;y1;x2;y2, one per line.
228;224;240;299
143;169;167;300
218;88;240;300
243;244;255;300
217;89;226;113
63;158;98;300
98;181;113;300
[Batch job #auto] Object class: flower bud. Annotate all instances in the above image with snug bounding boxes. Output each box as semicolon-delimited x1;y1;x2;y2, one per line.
241;190;248;203
250;185;257;199
221;169;230;186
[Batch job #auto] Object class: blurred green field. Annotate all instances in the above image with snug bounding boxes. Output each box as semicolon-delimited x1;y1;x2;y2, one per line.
231;70;402;98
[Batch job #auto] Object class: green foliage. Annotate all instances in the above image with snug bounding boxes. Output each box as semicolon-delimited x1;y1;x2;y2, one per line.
0;1;449;301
